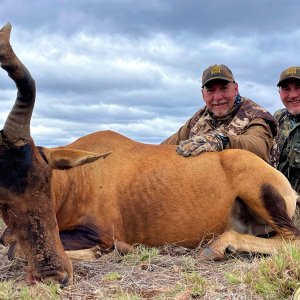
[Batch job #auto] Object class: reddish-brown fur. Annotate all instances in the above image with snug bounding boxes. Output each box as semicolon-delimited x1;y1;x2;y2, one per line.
0;23;299;286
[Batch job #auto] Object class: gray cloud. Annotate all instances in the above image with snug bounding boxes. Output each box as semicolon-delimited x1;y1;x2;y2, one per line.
3;0;298;37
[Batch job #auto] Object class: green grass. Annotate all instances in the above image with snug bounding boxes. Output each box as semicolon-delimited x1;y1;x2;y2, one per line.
225;243;300;299
183;271;208;298
0;281;61;300
104;271;122;281
112;293;142;300
180;256;197;272
9;231;300;298
121;245;160;264
155;282;187;299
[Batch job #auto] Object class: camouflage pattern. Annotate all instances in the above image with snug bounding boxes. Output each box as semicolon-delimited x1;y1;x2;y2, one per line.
274;108;300;194
277;66;300;86
176;132;223;157
188;97;278;164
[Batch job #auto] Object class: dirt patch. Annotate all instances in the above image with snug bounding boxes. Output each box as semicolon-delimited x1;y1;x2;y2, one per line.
0;240;264;299
2;215;300;299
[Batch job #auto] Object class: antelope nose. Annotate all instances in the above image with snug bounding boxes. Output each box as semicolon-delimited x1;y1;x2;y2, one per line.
58;272;71;287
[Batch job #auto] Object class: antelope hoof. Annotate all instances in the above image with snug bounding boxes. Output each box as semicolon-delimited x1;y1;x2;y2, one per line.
199;247;224;261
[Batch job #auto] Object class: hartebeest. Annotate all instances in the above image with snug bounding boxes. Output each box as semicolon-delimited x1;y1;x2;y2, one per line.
0;23;299;286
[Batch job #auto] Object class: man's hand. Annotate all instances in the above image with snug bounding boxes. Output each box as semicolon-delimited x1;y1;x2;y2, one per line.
176;133;224;157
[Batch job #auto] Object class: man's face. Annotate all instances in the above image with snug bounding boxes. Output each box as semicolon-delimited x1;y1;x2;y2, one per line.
279;79;300;115
202;80;238;117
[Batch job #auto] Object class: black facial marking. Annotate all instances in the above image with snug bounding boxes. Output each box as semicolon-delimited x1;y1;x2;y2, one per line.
27;213;59;272
260;183;300;236
37;146;48;164
59;225;101;250
0;143;33;193
54;159;72;169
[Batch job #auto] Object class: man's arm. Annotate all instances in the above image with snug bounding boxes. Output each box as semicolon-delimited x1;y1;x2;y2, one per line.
225;118;274;162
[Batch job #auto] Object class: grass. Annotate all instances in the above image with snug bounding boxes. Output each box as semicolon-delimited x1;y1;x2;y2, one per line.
104;271;122;281
2;211;300;299
226;243;300;300
182;271;208;298
0;281;60;300
121;245;160;265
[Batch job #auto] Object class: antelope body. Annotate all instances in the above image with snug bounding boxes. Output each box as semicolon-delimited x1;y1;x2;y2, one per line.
0;23;299;286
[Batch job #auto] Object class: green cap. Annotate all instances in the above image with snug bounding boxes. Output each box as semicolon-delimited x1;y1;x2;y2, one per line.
277;66;300;86
202;64;235;87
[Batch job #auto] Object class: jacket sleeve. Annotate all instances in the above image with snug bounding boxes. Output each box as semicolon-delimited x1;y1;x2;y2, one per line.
225;118;274;162
160;118;192;145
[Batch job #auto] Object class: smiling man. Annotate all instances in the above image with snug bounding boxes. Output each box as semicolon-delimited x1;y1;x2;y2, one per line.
274;66;300;193
162;64;278;164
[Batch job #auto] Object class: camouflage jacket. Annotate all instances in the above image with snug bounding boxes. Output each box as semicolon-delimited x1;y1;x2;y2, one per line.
162;97;278;164
274;108;300;194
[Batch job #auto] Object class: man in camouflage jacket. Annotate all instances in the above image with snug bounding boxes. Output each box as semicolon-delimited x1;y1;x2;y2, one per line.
274;66;300;194
162;64;278;164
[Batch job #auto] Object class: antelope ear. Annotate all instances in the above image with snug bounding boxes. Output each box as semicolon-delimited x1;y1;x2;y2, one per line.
38;147;112;170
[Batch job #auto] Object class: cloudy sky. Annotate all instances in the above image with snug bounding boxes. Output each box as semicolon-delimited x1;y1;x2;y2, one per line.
0;0;299;147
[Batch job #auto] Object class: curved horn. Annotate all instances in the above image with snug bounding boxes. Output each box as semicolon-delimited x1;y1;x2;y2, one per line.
0;23;36;143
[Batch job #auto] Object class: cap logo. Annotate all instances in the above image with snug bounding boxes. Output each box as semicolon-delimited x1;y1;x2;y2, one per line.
285;67;297;75
211;65;221;75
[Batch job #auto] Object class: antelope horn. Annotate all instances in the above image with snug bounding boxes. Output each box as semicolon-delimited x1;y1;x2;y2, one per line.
0;23;36;143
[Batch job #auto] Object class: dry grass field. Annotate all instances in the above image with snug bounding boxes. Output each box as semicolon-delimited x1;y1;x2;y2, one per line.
1;209;300;299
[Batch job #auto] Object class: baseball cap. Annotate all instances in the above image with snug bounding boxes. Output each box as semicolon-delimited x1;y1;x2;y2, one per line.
277;66;300;86
202;64;235;87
